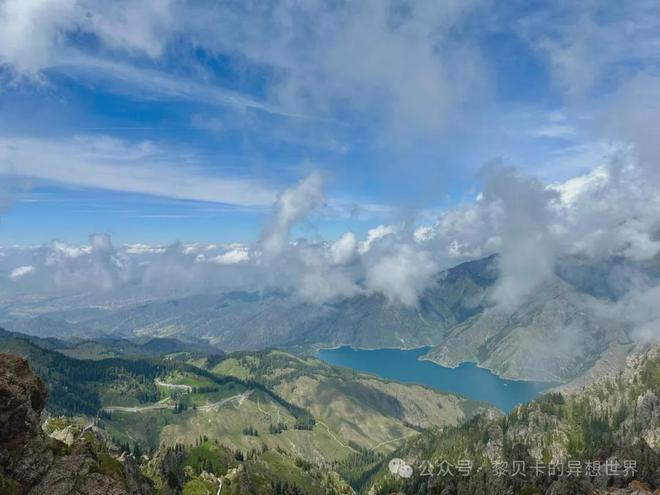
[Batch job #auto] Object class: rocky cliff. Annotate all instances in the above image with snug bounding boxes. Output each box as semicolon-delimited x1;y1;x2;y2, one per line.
0;353;154;495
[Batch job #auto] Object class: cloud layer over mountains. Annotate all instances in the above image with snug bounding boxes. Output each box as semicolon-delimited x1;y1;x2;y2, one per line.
2;154;659;326
0;1;659;349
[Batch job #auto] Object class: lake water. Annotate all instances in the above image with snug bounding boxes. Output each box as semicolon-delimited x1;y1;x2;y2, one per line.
317;346;553;412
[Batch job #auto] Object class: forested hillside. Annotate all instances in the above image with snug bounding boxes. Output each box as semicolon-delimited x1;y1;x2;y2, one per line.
3;328;657;494
367;345;660;494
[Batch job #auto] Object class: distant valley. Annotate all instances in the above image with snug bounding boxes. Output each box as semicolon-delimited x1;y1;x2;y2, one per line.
1;328;658;494
0;327;497;494
2;254;657;387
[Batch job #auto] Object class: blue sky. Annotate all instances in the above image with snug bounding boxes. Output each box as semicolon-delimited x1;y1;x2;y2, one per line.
0;0;657;245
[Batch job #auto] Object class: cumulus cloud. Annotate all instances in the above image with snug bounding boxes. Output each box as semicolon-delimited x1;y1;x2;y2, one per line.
328;232;357;266
261;171;325;255
481;166;560;310
1;156;660;315
124;244;166;255
36;233;125;292
209;248;250;265
0;0;80;78
358;225;398;255
365;243;437;306
295;242;362;302
0;0;174;79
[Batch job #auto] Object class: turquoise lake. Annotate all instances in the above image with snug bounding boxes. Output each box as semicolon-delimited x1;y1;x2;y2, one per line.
317;346;554;412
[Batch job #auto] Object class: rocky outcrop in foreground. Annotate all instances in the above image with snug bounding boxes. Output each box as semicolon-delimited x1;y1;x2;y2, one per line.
0;353;153;495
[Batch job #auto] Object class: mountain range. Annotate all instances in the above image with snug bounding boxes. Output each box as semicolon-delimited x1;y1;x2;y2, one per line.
0;327;496;494
2;254;655;386
1;329;658;494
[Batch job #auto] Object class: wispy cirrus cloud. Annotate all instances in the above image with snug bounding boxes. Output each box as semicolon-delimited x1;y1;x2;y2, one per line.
0;135;277;206
50;56;314;120
0;0;489;139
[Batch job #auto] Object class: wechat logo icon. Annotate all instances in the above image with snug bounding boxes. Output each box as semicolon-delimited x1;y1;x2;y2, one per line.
389;458;413;479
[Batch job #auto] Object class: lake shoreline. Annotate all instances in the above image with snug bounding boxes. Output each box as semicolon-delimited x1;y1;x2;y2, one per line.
315;343;559;385
317;346;555;412
417;355;563;385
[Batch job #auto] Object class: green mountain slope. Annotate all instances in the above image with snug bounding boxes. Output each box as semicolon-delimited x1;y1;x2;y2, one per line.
53;336;223;361
0;331;494;464
0;334;495;494
0;352;349;495
3;333;658;494
205;350;494;438
0;332;163;415
144;439;355;495
122;349;497;466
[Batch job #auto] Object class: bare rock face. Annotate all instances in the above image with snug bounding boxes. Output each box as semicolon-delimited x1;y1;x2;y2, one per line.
0;354;53;490
0;353;153;495
48;425;78;447
0;354;47;446
484;424;503;463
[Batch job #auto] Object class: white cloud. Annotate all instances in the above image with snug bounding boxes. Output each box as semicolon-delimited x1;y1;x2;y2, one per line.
596;74;660;178
358;224;398;254
47;240;91;260
223;0;488;138
52;55;301;118
548;166;609;207
84;0;174;58
0;135;277;206
210;248;249;265
123;243;166;255
413;226;433;243
527;124;576;140
261;171;325;255
365;244;437;307
521;3;660;101
1;157;659;313
518;2;660;184
477;167;559;310
0;0;80;78
0;0;175;78
297;244;361;302
8;265;35;281
0;0;490;139
328;232;357;266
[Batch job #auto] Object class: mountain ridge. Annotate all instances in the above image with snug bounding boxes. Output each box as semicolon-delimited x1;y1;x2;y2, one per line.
1;253;651;386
